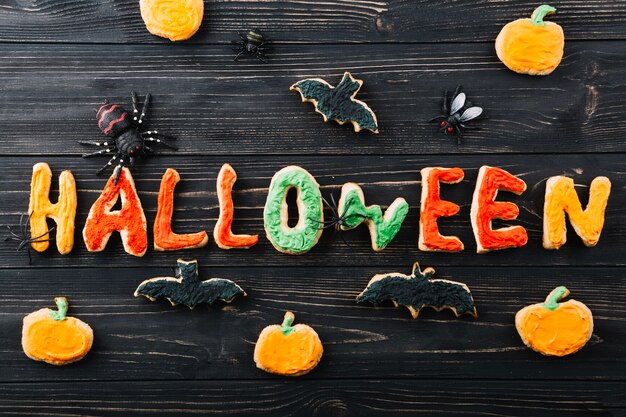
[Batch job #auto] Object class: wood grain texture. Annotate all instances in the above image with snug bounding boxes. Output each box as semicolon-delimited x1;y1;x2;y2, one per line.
2;0;626;44
1;155;624;268
0;379;624;416
0;42;624;155
0;266;624;382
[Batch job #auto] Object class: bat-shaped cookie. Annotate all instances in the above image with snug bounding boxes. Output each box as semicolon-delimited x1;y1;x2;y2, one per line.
357;261;477;318
290;71;379;134
134;259;246;309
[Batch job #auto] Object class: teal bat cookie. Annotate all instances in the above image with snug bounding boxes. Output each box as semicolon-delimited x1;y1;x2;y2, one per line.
134;259;246;309
290;72;379;134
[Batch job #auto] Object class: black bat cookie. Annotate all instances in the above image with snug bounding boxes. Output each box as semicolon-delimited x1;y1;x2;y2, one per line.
134;259;246;309
290;71;379;134
357;261;477;318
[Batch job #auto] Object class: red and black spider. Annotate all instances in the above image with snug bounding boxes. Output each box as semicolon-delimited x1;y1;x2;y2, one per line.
80;91;177;184
5;212;54;265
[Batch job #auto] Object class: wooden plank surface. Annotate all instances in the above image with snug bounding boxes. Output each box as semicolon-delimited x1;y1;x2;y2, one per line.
0;42;624;155
1;1;625;416
2;0;626;44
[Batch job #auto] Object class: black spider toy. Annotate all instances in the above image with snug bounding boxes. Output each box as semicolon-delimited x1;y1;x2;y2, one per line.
310;194;367;248
232;29;270;63
429;85;483;145
80;91;176;184
5;212;54;264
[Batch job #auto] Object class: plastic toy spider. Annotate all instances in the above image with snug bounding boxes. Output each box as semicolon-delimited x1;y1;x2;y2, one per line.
232;29;270;63
5;212;54;264
310;194;368;248
80;91;177;185
429;85;483;145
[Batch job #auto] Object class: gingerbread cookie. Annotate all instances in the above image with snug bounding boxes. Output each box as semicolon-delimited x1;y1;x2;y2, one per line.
357;261;477;319
290;72;379;134
495;5;564;75
28;162;77;255
214;164;258;249
135;259;246;309
154;168;208;251
254;311;323;376
263;166;323;254
22;297;93;365
140;0;204;41
543;176;611;249
336;182;408;251
516;286;593;356
83;167;148;257
470;166;528;253
419;167;464;252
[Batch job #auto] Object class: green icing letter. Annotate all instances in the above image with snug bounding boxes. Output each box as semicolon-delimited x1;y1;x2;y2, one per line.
263;166;323;254
338;183;409;251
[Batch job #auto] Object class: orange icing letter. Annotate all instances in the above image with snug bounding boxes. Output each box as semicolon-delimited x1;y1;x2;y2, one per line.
154;168;208;251
419;167;464;252
543;176;611;249
28;163;77;254
470;166;528;253
83;168;148;257
213;164;258;249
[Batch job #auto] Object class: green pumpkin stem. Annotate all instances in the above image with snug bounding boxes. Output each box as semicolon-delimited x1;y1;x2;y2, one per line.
531;5;557;26
280;311;296;336
49;297;68;321
543;286;569;311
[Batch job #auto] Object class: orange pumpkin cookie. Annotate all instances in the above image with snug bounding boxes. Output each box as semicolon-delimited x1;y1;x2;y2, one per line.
83;167;148;257
140;0;204;41
254;311;323;376
154;168;208;251
213;164;258;249
516;287;593;356
495;5;564;76
543;176;611;250
22;297;93;365
28;162;77;255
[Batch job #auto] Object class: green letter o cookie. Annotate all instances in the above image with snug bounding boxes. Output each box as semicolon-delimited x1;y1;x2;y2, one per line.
264;166;323;254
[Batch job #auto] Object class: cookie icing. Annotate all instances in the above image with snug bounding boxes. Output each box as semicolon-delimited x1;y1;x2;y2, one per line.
419;167;464;252
263;166;323;254
83;167;148;257
154;168;208;251
543;176;611;249
214;164;258;249
470;166;528;253
337;182;409;251
140;0;204;41
515;286;593;356
28;163;77;254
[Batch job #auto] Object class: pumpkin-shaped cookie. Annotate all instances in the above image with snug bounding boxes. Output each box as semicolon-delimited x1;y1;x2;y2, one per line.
495;5;564;75
22;297;93;365
253;311;323;376
140;0;204;41
515;287;593;356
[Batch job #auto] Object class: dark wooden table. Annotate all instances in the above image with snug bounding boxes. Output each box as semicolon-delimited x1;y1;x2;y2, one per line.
1;1;626;416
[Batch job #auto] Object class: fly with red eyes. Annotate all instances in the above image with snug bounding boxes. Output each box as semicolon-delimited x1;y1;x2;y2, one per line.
80;91;177;184
429;85;483;145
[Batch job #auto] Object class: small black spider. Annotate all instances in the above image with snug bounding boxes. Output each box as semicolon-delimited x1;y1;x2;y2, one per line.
310;194;368;248
80;91;177;185
5;212;55;264
429;85;483;145
232;29;270;63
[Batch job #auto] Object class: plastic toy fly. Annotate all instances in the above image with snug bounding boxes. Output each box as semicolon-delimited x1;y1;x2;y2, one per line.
430;85;483;144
